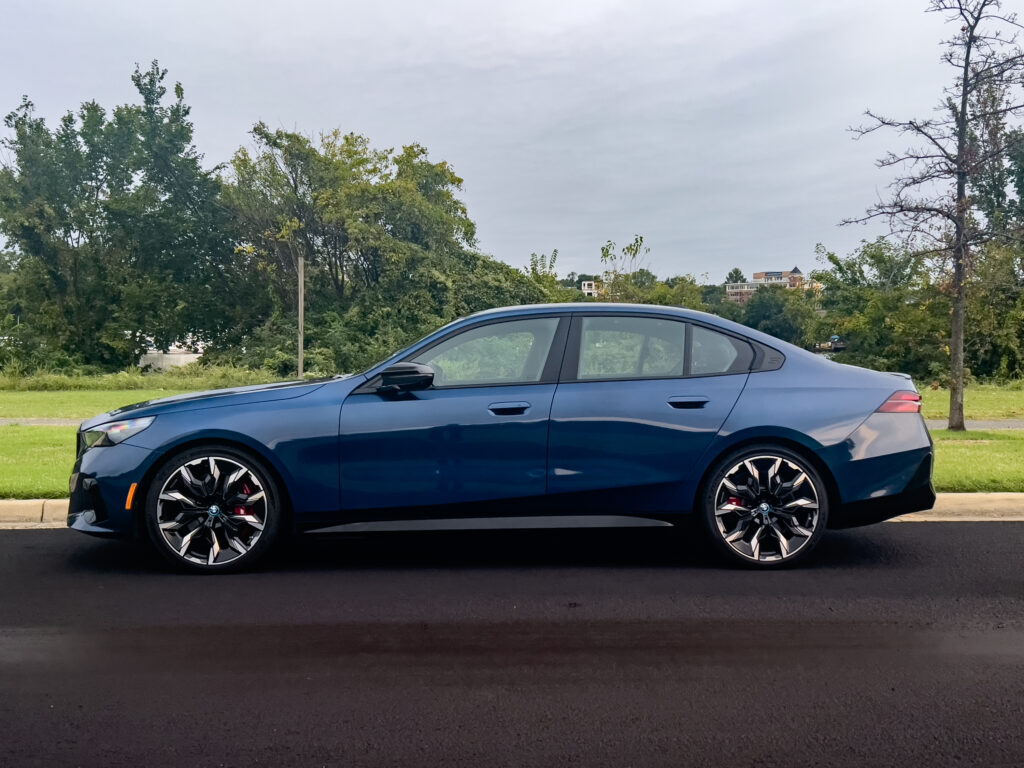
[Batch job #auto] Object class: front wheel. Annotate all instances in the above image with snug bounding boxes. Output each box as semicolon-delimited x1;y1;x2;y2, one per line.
144;446;282;573
700;446;829;568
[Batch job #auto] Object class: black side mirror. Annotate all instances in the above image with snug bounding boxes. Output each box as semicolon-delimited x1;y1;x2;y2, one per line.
378;362;434;393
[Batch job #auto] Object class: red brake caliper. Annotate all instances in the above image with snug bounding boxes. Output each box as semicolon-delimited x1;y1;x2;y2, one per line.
728;496;744;507
234;483;251;515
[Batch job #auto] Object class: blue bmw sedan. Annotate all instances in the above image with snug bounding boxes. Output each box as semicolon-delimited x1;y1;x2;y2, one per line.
68;304;935;571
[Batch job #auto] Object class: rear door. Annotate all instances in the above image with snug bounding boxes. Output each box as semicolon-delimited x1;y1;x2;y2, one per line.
547;315;751;514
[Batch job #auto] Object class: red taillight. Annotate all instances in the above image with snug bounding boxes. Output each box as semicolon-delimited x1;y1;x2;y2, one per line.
877;391;922;413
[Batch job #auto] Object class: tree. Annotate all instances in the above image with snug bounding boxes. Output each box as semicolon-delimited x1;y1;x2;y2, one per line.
725;267;746;284
810;240;950;378
743;286;814;347
846;0;1024;429
647;274;707;310
525;249;579;301
599;234;651;301
222;126;545;374
965;243;1024;376
0;62;238;368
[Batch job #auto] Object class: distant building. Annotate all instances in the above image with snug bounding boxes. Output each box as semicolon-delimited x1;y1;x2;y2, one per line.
752;266;803;288
724;282;761;303
724;266;804;304
138;344;201;371
580;280;602;297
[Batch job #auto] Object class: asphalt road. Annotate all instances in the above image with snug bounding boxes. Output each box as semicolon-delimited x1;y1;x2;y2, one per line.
1;524;1022;768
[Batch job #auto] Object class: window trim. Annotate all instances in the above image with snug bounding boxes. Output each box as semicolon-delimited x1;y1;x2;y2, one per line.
355;314;571;394
558;312;759;384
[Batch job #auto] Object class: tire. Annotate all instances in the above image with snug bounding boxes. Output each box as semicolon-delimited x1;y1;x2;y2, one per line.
700;444;829;568
144;445;282;573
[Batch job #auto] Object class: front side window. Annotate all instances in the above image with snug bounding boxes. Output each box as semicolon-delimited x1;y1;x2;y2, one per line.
412;317;560;387
576;316;686;380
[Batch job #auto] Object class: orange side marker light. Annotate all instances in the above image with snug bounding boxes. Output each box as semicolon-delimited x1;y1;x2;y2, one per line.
125;482;138;510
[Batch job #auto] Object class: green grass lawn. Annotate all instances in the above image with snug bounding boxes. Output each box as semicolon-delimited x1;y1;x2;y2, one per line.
0;390;191;420
0;426;76;499
2;425;1021;500
919;384;1024;420
929;429;1024;493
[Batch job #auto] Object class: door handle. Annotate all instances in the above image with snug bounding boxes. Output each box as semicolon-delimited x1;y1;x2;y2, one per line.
667;396;708;409
488;401;531;416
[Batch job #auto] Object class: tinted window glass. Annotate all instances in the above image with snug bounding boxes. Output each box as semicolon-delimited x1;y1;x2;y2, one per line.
577;317;686;380
690;324;753;375
413;317;559;386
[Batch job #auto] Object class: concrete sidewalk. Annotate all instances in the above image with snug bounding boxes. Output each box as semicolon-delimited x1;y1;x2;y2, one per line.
2;494;1023;529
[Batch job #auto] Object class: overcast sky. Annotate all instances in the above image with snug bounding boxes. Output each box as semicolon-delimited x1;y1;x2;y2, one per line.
2;0;956;281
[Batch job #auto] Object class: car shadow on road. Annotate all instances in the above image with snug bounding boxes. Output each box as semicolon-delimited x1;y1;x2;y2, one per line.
274;527;902;572
67;524;903;575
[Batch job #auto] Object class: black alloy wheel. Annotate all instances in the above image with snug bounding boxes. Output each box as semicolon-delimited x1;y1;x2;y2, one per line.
701;445;829;568
144;446;281;572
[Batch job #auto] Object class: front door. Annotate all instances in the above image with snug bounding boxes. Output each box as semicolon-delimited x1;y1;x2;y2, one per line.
340;315;568;513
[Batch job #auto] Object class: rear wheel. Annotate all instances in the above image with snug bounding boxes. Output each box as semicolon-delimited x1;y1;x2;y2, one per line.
144;446;282;573
700;445;828;568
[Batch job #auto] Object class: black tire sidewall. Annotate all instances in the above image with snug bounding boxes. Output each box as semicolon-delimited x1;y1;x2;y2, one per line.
144;445;282;573
700;444;829;569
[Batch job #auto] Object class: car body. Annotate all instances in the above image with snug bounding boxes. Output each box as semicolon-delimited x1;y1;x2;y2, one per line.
68;303;935;571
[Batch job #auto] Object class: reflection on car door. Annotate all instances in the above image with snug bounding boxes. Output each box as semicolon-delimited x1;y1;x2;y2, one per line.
339;316;568;514
547;316;751;514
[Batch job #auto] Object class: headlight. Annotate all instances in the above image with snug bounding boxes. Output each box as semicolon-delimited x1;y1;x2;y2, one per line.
81;417;155;450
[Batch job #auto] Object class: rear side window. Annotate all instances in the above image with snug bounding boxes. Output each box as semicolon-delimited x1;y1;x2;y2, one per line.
577;316;686;380
690;324;754;375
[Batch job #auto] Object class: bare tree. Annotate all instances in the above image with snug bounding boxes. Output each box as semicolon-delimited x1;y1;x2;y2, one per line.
845;0;1024;430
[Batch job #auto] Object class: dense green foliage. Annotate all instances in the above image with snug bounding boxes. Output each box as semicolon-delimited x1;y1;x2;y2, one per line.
0;363;277;392
1;62;1023;384
0;63;545;377
808;240;951;379
212;121;546;375
0;64;240;370
808;239;1024;382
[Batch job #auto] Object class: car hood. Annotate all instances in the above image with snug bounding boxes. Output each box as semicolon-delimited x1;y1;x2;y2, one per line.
79;376;350;430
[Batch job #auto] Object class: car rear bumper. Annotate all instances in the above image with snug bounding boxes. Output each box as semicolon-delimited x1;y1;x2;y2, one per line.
829;450;935;528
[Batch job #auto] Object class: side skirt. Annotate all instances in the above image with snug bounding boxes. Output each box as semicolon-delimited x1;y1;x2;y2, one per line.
306;515;674;534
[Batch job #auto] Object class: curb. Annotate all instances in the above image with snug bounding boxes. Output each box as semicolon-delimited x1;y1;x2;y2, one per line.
0;499;69;524
891;492;1024;522
1;494;1024;528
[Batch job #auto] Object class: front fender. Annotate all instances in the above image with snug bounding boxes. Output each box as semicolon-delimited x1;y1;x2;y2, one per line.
122;393;344;524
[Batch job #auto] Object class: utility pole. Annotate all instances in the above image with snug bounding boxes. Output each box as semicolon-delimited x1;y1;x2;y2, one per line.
297;254;304;378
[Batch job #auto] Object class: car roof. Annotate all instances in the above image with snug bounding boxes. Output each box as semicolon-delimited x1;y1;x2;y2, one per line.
461;303;816;360
467;302;709;322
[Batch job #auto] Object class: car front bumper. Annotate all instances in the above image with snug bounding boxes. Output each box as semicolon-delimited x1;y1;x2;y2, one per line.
67;440;155;538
